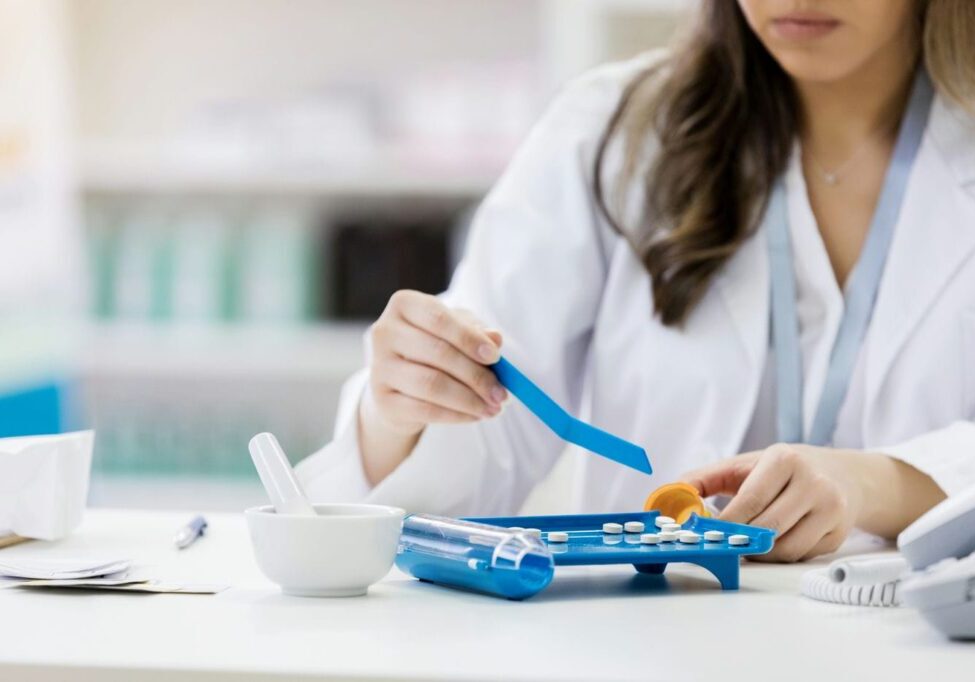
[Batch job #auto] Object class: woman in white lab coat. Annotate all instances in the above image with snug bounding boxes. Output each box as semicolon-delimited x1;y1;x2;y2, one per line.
298;0;975;561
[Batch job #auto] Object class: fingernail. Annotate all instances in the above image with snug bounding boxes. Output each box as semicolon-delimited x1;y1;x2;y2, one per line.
478;344;498;362
490;387;506;404
485;404;501;417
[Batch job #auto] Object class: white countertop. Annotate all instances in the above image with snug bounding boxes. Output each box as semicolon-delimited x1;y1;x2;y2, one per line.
0;509;969;681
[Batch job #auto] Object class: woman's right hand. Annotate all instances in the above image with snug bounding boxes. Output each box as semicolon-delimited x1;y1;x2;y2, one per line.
357;290;507;484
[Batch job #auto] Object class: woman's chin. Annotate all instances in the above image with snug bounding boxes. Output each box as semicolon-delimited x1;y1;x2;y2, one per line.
769;52;869;87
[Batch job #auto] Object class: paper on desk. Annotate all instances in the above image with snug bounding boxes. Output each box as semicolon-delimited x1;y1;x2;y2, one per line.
0;533;30;549
16;579;227;594
0;431;94;541
17;576;148;587
0;555;131;580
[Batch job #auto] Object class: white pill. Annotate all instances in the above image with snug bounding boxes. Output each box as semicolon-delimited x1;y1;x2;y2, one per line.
525;528;542;538
729;534;750;546
509;526;525;532
659;531;678;542
602;522;623;534
661;523;682;533
640;533;660;545
704;530;725;542
654;516;676;529
624;521;645;533
547;531;569;543
675;529;694;536
679;532;701;544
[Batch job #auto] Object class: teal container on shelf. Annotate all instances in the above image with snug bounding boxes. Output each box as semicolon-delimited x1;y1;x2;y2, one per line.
0;380;64;438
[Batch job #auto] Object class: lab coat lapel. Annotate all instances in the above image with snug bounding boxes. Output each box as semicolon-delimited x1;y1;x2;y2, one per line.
865;98;975;405
714;227;769;381
707;226;768;456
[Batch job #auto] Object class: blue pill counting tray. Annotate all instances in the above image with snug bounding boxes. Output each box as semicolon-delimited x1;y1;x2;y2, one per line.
396;511;775;600
397;514;555;600
471;511;775;592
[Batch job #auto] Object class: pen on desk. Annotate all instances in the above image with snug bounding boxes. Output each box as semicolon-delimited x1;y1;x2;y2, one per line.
174;515;208;549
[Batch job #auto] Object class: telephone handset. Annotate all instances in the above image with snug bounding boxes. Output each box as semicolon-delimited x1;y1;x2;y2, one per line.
800;482;975;640
897;482;975;639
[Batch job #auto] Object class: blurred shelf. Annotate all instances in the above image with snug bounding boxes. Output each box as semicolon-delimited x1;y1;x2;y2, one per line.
88;474;266;512
79;321;368;379
73;0;690;202
77;322;362;478
80;158;500;200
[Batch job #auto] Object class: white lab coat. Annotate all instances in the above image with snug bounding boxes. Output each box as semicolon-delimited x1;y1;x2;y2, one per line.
297;53;975;516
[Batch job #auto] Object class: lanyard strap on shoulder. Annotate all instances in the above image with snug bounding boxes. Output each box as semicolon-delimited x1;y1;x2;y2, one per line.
768;70;934;446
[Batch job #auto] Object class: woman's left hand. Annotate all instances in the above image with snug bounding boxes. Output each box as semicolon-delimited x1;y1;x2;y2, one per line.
681;443;865;562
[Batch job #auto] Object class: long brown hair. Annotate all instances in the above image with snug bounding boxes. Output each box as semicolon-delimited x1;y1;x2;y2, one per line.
594;0;975;327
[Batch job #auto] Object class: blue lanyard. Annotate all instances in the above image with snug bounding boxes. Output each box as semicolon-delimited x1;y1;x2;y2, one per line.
767;71;934;446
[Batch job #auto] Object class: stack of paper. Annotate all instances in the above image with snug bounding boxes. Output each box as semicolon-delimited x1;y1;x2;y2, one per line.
0;532;28;549
0;554;226;595
16;579;224;594
0;555;131;580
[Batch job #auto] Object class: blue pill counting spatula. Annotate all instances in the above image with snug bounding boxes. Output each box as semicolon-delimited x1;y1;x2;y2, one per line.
490;356;652;475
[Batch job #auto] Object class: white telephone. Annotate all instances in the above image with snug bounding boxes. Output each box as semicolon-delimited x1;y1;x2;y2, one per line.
897;482;975;639
801;482;975;640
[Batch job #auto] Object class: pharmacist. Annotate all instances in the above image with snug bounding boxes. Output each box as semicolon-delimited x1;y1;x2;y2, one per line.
298;0;975;562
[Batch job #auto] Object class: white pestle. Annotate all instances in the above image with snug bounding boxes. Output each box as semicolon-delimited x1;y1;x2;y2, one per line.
248;432;317;516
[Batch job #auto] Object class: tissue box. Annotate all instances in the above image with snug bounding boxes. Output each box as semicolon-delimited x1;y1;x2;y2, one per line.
0;431;94;541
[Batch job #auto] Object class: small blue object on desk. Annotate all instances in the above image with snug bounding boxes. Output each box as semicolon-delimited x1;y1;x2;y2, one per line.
490;356;652;475
174;515;208;549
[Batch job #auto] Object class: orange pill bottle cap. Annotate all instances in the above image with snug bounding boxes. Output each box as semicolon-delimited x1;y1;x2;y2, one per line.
643;482;711;523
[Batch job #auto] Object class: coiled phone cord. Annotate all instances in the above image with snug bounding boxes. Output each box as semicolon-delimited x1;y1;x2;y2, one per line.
800;555;910;607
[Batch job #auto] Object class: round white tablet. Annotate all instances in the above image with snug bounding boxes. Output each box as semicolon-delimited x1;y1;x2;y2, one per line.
509;526;525;532
661;523;682;533
659;531;678;542
602;522;624;534
654;516;676;529
624;521;645;533
729;534;750;546
679;532;701;544
704;530;725;542
547;531;569;543
640;533;660;545
525;528;542;538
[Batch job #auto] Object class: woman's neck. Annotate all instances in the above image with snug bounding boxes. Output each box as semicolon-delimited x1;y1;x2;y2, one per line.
796;35;919;160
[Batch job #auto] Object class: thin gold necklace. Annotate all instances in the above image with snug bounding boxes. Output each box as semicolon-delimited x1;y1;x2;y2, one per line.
803;138;875;186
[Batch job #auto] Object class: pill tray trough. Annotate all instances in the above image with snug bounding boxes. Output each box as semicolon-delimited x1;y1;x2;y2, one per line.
466;511;775;591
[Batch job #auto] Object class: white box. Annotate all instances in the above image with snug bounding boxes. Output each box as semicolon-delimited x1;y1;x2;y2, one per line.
0;431;94;541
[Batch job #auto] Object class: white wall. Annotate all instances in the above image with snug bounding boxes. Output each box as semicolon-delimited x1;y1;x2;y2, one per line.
0;0;81;389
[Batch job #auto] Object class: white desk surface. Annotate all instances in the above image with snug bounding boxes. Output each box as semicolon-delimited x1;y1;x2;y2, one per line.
0;509;969;682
